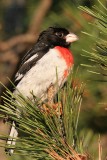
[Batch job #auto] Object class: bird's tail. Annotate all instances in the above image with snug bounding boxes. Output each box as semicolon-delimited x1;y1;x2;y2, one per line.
6;121;18;154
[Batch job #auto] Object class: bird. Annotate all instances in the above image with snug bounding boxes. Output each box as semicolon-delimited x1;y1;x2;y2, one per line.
6;26;78;154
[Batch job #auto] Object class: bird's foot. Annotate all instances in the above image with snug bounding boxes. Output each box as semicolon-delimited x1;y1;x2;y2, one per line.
41;102;62;116
52;102;62;116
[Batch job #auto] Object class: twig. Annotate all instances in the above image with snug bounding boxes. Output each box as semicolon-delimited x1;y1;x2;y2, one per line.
28;0;52;34
0;34;36;52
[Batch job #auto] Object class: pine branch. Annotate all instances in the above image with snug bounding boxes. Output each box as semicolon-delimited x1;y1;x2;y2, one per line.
0;71;85;159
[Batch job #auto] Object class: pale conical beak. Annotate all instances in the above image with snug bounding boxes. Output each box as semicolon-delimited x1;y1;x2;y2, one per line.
66;33;78;43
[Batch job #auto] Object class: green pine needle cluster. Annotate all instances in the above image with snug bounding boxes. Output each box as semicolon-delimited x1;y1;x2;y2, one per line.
79;0;107;76
0;71;84;160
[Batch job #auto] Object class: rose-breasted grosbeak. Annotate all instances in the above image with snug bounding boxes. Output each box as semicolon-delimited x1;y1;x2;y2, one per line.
7;26;78;154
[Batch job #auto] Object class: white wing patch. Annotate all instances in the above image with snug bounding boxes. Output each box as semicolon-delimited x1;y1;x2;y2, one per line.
24;54;38;64
15;54;38;81
15;73;23;81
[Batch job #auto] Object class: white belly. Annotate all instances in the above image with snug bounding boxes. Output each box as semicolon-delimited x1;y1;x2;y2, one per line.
14;48;69;100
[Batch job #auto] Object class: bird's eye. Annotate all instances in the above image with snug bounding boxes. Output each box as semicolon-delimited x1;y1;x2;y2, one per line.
55;32;64;38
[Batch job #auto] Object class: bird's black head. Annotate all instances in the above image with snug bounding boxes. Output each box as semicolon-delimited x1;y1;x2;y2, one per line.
37;26;78;48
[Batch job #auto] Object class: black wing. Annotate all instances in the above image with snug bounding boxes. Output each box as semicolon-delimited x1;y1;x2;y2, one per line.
14;43;49;85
